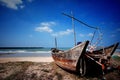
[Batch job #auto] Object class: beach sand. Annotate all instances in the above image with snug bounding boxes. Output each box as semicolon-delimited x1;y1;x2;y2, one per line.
0;60;120;80
0;57;53;63
0;56;120;80
0;52;120;80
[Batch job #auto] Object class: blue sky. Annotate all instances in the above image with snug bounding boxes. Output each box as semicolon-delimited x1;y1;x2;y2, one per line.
0;0;120;47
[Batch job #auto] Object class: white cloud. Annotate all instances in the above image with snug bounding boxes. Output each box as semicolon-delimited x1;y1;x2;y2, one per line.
59;29;73;36
0;0;23;10
35;21;56;33
0;0;33;10
88;33;93;37
35;26;53;33
40;22;56;27
79;33;94;37
79;34;84;37
51;29;73;37
35;21;73;37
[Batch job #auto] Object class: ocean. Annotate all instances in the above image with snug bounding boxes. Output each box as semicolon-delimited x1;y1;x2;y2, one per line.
0;47;119;58
0;47;70;57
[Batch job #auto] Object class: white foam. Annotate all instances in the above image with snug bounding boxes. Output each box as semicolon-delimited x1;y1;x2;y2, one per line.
0;50;51;54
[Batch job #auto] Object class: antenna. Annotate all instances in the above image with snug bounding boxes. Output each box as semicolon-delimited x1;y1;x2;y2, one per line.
71;11;77;46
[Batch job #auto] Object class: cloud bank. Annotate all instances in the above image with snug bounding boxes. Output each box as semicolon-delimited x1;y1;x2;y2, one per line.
35;21;96;38
35;21;73;37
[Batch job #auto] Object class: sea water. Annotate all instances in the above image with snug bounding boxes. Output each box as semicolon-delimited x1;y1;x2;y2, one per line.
1;47;118;58
0;47;70;57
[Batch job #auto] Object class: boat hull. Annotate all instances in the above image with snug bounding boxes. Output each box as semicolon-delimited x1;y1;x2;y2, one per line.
51;41;119;75
51;41;89;72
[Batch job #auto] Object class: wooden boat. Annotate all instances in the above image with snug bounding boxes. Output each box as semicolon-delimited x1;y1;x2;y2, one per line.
51;41;119;76
51;13;119;77
51;41;89;72
85;42;119;75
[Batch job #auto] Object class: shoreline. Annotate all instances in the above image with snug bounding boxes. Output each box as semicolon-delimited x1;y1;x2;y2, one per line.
0;57;53;63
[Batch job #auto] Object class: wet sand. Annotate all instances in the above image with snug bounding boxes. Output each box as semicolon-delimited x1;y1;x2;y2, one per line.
0;57;53;63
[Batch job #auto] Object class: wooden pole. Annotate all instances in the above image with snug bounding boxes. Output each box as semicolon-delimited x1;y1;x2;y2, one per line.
71;11;77;46
55;37;57;48
62;13;98;30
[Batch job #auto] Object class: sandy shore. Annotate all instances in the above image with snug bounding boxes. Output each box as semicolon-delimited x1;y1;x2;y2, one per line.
0;57;53;63
0;59;120;80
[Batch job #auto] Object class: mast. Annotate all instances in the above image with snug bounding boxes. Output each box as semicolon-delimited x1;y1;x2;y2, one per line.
62;12;103;48
71;11;77;46
62;12;100;45
55;37;57;48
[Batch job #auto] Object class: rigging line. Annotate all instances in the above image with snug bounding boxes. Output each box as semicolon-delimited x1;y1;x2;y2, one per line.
97;29;105;53
90;30;96;45
62;13;98;30
94;29;103;47
97;29;103;44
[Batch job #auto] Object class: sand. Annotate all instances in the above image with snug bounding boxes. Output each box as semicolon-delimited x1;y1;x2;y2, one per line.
0;59;120;80
0;55;120;80
0;57;53;63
